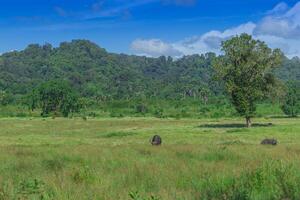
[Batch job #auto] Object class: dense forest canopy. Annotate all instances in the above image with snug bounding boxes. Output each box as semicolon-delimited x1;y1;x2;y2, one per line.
0;39;299;101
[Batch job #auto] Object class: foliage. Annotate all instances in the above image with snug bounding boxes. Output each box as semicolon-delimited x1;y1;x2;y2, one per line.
0;39;298;105
0;98;284;119
135;103;148;114
276;56;300;81
0;90;13;106
0;40;220;100
282;81;300;117
213;34;283;127
30;80;81;117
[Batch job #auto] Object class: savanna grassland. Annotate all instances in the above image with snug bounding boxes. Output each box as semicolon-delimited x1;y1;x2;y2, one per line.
0;116;300;200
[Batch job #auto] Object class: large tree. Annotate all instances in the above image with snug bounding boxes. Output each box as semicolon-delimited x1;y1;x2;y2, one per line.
213;34;282;127
30;80;81;117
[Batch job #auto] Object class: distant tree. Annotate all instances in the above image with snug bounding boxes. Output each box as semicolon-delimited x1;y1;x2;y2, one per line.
213;34;283;127
33;80;81;117
0;91;6;106
199;86;210;105
282;81;300;117
25;89;39;111
276;56;300;81
0;90;13;106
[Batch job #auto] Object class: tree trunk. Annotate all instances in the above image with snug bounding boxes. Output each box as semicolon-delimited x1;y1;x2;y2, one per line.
246;117;252;128
204;96;208;105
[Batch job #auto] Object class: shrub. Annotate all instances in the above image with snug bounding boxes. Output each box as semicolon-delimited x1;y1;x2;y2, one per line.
282;81;300;117
136;104;148;114
109;111;124;118
88;112;97;118
154;108;164;118
0;91;13;106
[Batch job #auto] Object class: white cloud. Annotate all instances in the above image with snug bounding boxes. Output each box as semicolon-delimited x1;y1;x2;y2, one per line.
85;0;196;20
266;2;289;15
131;1;300;58
131;39;182;57
254;2;300;39
256;35;300;58
174;22;256;55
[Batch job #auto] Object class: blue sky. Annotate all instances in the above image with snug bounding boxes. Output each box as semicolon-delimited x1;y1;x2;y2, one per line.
0;0;300;57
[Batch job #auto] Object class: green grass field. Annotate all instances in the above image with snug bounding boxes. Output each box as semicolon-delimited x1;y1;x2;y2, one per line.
0;117;300;199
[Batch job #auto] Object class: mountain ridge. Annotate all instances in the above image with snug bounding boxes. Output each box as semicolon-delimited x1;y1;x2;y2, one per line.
0;39;299;99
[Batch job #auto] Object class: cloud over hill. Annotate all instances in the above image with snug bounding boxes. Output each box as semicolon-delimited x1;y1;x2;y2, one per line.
131;1;300;58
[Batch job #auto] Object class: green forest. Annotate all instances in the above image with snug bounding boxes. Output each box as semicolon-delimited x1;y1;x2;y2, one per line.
0;38;300;120
1;39;299;100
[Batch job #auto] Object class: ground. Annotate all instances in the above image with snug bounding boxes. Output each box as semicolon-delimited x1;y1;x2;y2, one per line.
0;117;299;199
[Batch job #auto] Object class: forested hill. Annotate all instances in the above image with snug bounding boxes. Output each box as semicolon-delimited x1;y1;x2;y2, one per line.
0;39;299;100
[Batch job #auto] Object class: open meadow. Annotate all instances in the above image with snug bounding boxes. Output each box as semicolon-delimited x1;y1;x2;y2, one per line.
1;1;300;199
0;117;299;200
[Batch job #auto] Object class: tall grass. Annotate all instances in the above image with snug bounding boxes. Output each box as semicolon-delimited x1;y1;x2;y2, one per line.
0;117;299;199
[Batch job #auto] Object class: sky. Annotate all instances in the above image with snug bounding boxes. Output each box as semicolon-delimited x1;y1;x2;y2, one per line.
0;0;300;57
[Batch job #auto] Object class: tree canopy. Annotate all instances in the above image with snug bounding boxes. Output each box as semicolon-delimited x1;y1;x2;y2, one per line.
0;39;298;102
29;80;81;117
282;81;300;117
213;34;283;127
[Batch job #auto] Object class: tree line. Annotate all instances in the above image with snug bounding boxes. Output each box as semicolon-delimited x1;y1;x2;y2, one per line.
0;35;300;124
1;38;299;101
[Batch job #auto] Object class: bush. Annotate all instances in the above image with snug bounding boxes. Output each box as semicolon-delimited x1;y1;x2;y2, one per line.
88;112;97;118
199;106;210;114
154;108;164;118
0;91;13;106
109;111;124;118
136;104;148;114
282;81;300;117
